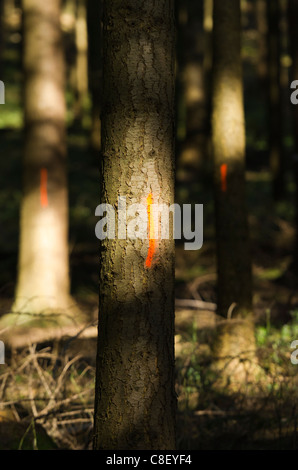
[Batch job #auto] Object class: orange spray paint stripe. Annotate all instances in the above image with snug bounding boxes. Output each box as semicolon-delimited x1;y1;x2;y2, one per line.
145;193;156;268
220;163;228;192
40;168;48;208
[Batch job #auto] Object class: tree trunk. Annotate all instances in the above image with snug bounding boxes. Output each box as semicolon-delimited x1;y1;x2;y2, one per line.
212;0;252;318
0;0;4;79
8;0;75;325
87;0;102;152
176;0;209;181
73;0;88;125
255;0;268;88
288;0;298;270
93;0;176;450
203;0;213;77
211;0;256;386
267;0;284;200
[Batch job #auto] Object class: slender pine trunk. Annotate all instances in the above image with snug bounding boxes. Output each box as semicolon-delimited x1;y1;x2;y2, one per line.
288;0;298;270
268;0;284;200
255;0;268;88
177;0;209;180
87;0;102;152
0;0;4;79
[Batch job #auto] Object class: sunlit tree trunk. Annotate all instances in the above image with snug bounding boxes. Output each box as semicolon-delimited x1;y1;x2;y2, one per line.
8;0;76;324
87;0;102;152
93;0;176;450
268;0;284;200
211;0;255;385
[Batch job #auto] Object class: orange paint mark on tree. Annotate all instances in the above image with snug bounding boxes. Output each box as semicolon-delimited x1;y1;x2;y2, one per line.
145;193;156;268
220;163;228;192
40;168;48;208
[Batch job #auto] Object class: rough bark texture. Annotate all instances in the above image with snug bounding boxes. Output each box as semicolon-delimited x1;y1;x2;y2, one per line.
93;0;176;450
212;0;252;319
267;0;284;200
11;0;74;322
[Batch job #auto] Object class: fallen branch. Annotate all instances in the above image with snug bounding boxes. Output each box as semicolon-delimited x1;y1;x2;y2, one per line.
175;299;217;311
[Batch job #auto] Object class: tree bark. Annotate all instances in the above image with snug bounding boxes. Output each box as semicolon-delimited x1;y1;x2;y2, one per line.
10;0;75;324
93;0;176;450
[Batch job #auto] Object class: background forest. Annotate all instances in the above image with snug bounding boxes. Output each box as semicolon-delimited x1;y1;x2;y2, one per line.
0;0;297;451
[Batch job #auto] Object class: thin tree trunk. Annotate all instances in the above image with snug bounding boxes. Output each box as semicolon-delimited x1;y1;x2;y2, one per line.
93;0;176;450
267;0;284;200
87;0;102;152
203;0;213;77
9;0;75;324
73;0;88;125
64;0;77;99
177;0;209;180
0;0;4;79
255;0;268;87
203;0;213;172
288;0;298;269
211;0;255;386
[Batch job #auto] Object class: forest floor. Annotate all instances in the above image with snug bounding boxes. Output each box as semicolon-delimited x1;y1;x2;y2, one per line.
0;124;297;449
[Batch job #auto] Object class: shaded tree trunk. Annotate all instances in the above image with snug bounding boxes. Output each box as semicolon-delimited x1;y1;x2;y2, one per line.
9;0;75;324
288;0;298;269
93;0;176;450
87;0;102;152
212;0;252;318
267;0;284;200
176;0;209;181
255;0;268;88
203;0;213;78
73;0;88;125
0;0;4;79
211;0;255;386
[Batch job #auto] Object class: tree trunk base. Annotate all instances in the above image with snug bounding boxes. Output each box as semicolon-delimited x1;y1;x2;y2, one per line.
0;296;84;332
210;318;262;391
